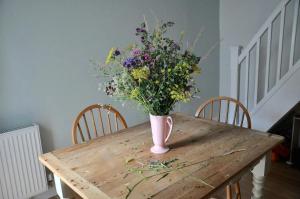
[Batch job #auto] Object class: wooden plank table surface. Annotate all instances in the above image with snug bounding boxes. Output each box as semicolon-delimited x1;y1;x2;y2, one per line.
39;113;284;199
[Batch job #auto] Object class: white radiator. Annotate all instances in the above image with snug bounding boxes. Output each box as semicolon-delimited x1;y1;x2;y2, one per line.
0;124;48;199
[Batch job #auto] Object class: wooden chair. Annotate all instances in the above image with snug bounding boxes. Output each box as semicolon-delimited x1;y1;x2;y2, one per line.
195;96;252;199
72;104;128;144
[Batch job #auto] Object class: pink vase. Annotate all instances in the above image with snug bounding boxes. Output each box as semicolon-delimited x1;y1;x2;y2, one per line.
149;114;173;154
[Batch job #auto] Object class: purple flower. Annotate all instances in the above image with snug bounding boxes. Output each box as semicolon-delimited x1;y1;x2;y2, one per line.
123;59;132;68
105;80;116;96
123;57;141;68
136;27;146;33
131;49;142;56
114;49;120;56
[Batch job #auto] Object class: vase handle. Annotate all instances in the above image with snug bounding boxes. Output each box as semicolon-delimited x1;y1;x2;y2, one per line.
165;116;173;143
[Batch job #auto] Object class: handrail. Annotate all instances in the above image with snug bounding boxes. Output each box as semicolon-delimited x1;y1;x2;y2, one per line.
237;0;290;64
230;0;300;115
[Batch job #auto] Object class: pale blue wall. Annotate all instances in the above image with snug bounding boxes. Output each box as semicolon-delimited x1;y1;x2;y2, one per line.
0;0;219;151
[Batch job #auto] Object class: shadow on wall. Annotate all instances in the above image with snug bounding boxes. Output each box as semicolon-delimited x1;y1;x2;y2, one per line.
39;125;55;152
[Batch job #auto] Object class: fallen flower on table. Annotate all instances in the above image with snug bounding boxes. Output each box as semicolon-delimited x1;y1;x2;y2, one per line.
124;147;249;198
124;158;214;199
223;148;247;156
125;157;135;164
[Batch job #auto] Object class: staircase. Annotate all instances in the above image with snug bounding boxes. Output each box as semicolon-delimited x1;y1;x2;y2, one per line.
230;0;300;131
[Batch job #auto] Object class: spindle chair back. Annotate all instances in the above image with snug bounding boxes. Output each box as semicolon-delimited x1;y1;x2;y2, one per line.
195;96;251;129
72;104;127;144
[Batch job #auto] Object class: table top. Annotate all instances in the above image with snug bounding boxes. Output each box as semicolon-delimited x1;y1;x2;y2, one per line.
39;113;283;199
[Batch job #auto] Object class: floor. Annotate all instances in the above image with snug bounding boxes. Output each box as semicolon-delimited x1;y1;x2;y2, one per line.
47;162;300;199
213;162;300;199
32;187;57;199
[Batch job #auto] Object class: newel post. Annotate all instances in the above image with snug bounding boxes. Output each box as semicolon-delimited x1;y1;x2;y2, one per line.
230;46;242;99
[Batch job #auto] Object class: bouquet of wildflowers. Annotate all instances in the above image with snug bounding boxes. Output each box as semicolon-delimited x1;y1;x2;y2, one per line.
98;21;201;116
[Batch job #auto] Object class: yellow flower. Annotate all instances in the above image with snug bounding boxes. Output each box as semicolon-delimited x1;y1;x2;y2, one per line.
105;48;115;64
130;88;140;99
170;89;191;102
175;61;189;72
131;67;150;82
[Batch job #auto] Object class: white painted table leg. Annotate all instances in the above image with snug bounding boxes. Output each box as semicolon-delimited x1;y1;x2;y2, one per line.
54;174;64;198
54;174;77;199
251;152;271;199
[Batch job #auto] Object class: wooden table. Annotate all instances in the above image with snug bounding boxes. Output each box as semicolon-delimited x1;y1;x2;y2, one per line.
39;113;283;199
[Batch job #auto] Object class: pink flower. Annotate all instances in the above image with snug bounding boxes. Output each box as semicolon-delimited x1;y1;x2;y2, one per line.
142;53;151;61
131;49;142;56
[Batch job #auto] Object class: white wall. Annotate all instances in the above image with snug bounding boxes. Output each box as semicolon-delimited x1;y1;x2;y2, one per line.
219;0;281;97
0;0;219;151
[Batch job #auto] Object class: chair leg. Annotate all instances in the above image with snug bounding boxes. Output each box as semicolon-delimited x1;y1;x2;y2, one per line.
234;182;241;199
226;185;232;199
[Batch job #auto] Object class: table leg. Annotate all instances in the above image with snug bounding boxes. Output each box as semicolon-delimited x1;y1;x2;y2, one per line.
54;174;77;199
54;174;64;198
251;152;271;199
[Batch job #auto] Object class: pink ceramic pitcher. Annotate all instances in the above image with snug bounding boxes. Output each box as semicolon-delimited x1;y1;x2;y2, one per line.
149;114;173;154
